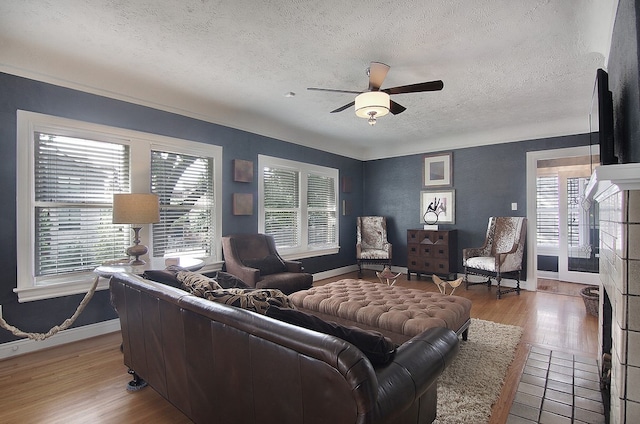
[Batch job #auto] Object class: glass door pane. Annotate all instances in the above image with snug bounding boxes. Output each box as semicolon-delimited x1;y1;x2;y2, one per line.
558;172;600;284
567;177;599;274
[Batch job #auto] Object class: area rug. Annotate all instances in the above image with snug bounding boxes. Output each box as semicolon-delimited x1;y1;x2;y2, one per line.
434;318;523;424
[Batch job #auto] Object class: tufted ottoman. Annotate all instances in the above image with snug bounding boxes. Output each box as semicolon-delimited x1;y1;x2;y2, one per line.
288;279;472;345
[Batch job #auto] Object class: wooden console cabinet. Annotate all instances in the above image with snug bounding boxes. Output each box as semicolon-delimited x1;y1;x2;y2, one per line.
407;229;457;280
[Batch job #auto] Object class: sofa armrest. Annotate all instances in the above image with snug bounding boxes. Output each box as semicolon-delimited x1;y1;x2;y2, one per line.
374;327;459;418
224;263;260;287
283;260;302;273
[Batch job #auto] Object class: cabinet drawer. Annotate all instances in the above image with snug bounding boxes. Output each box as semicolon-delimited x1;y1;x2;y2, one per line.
432;245;449;259
431;231;449;245
412;259;450;274
431;259;450;274
407;243;420;256
407;255;421;270
407;230;421;244
420;245;435;256
417;258;437;271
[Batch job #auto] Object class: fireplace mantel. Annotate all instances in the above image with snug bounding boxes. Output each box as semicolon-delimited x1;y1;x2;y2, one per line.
585;162;640;203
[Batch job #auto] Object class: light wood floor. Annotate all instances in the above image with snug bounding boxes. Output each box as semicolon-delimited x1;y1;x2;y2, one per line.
0;272;598;424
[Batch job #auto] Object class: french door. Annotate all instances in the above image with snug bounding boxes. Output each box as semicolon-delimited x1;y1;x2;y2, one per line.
557;171;600;284
528;145;600;288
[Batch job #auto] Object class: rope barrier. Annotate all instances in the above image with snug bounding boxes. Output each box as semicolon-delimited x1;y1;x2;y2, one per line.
0;275;101;341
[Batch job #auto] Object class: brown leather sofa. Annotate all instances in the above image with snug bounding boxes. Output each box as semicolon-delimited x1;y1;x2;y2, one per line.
110;272;460;424
221;233;313;294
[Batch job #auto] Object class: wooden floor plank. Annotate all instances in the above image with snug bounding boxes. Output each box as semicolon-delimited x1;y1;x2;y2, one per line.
0;272;598;423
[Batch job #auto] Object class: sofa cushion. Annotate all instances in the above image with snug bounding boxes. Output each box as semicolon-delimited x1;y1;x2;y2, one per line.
203;288;294;314
144;267;251;291
266;306;396;366
143;269;182;288
243;254;287;275
177;271;223;296
201;270;250;289
142;264;192;288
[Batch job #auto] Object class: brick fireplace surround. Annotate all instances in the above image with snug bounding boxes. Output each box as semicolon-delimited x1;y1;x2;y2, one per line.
585;163;640;423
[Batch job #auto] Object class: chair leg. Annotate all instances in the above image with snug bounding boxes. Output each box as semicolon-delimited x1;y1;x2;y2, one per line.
126;369;148;391
495;272;521;299
464;268;469;290
465;269;493;291
357;262;362;278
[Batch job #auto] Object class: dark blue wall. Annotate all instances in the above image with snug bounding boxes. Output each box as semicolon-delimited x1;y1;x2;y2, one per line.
363;134;590;275
0;72;363;344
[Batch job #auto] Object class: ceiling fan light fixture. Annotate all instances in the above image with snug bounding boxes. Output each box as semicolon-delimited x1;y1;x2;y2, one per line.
355;91;390;120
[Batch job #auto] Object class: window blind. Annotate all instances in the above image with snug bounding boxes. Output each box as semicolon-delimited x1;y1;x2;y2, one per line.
307;173;337;246
263;167;300;248
34;133;130;275
151;150;214;258
536;175;559;247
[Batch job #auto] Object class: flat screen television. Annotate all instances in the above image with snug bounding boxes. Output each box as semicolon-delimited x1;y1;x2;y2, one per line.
590;68;617;165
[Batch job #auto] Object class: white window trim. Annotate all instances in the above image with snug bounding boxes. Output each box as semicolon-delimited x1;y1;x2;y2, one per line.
16;110;222;302
258;155;339;259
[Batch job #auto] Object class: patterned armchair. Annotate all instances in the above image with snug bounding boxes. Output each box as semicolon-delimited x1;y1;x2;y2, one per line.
463;216;527;299
356;216;392;277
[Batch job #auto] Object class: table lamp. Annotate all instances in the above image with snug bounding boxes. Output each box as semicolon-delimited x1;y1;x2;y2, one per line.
112;193;160;265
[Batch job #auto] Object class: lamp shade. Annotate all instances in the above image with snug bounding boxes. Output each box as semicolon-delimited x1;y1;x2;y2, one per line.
355;91;390;118
113;193;160;224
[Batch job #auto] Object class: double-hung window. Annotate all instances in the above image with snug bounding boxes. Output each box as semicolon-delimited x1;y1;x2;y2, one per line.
151;149;215;259
258;155;339;258
16;111;222;302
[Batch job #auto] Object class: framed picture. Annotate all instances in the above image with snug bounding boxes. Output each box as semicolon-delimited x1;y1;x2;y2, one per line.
232;193;253;215
341;176;352;193
233;159;254;183
420;190;455;224
423;152;452;188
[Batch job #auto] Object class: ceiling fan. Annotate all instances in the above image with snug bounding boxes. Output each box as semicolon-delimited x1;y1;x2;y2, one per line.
308;62;444;125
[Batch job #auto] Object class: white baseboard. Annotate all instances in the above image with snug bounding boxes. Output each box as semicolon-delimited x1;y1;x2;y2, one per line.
0;319;120;360
313;264;408;281
312;265;359;281
537;270;559;280
363;265;407;275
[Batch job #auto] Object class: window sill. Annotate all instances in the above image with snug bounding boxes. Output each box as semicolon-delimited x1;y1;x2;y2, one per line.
14;273;109;303
281;247;340;261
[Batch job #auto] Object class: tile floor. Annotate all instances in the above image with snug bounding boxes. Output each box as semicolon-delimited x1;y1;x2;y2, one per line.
507;346;606;424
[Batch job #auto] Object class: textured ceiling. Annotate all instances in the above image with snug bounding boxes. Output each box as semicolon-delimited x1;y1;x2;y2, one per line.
0;1;617;160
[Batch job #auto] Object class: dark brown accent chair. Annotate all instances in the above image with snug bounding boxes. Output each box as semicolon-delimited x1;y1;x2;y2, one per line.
221;233;313;294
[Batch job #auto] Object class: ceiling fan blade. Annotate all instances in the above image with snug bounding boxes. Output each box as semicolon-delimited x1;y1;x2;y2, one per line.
383;80;444;95
308;87;362;94
389;100;407;115
368;62;390;91
330;101;355;113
